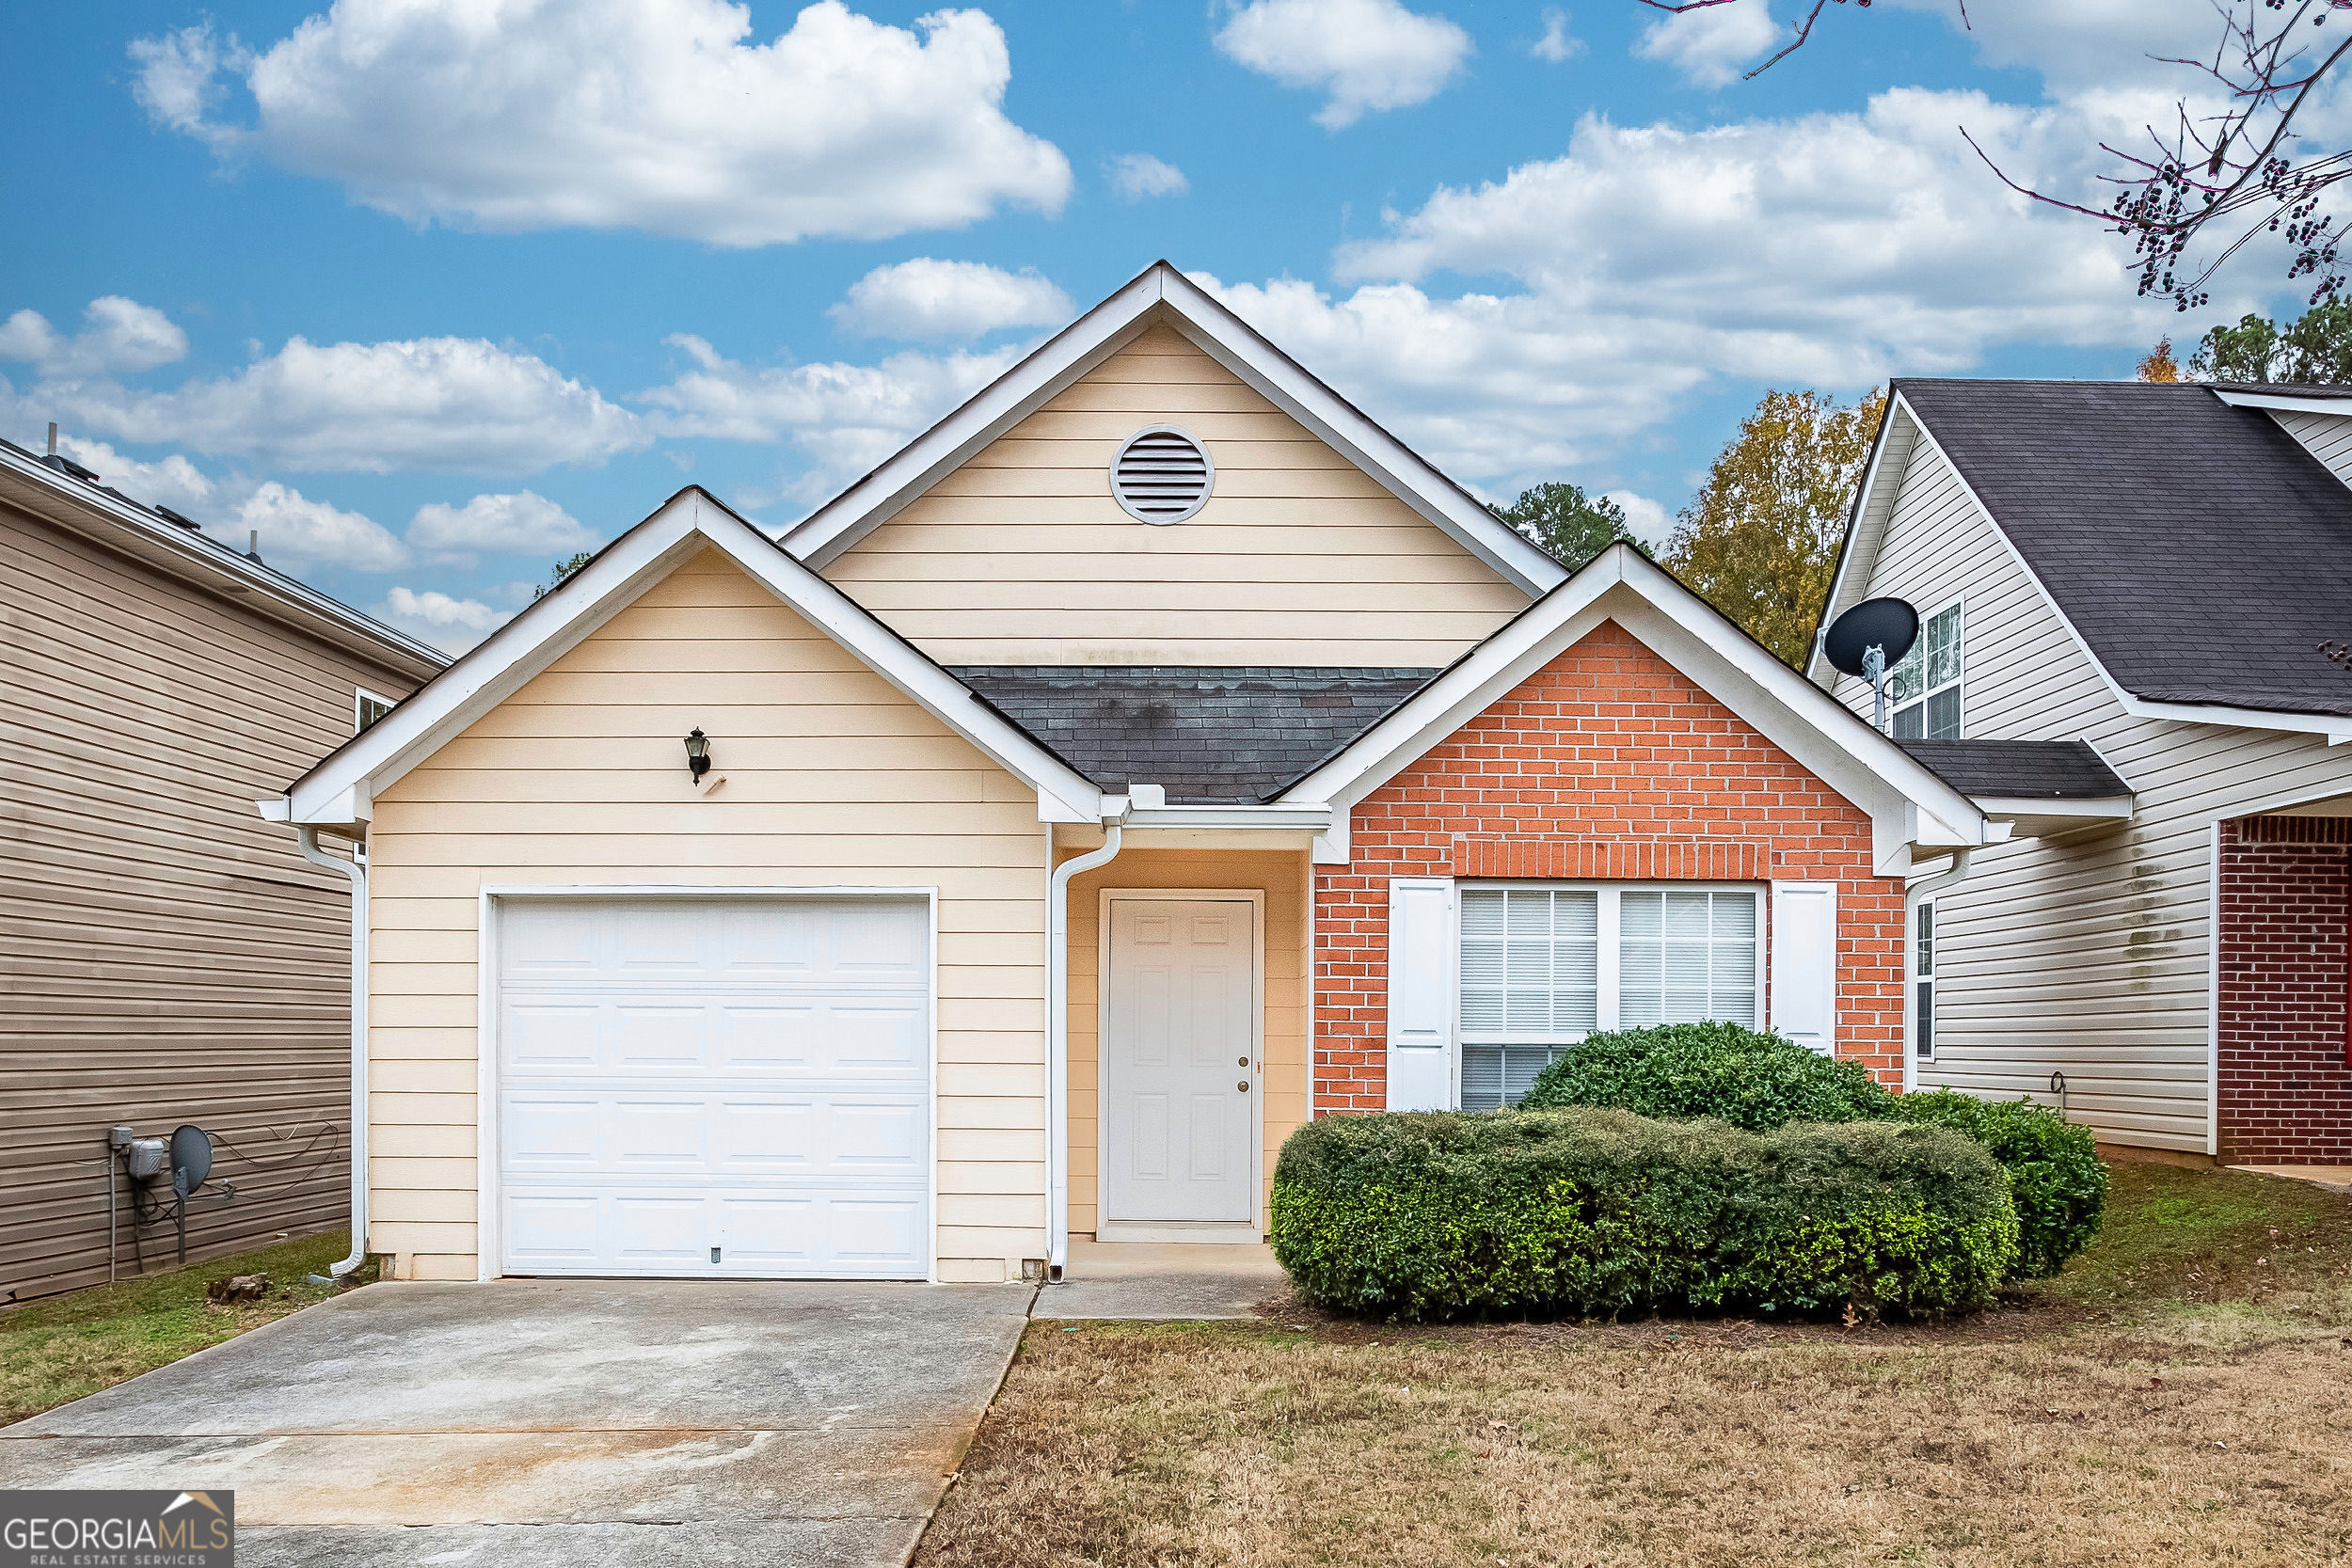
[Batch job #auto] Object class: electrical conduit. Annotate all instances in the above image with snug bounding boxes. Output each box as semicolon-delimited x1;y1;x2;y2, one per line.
297;827;370;1277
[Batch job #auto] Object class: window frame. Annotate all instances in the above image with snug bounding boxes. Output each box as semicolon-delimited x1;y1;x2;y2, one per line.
1887;597;1963;740
1913;896;1936;1065
1453;879;1767;1111
355;688;396;735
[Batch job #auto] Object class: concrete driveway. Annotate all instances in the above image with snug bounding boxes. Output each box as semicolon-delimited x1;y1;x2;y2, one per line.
0;1279;1034;1566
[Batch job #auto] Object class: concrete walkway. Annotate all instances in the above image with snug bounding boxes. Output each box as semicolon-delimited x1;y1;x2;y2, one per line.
0;1278;1033;1567
2228;1164;2352;1194
1035;1240;1287;1320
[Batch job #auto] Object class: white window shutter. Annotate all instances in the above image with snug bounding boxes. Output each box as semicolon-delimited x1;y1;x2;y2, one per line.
1770;881;1838;1055
1385;878;1455;1110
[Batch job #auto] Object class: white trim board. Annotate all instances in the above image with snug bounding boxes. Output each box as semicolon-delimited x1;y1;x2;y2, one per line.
777;261;1565;597
267;487;1105;830
1282;544;1986;873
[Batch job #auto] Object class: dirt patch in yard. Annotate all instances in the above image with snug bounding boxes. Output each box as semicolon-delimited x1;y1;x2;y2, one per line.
917;1164;2352;1568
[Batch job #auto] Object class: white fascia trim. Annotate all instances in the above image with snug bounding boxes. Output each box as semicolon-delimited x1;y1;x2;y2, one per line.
2210;388;2352;419
277;489;1103;828
1124;803;1331;832
1805;391;1916;689
1972;795;2134;820
779;262;1564;596
2113;694;2352;744
1283;545;1985;865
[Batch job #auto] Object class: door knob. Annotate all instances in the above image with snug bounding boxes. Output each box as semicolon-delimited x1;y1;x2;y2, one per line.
1237;1080;1250;1092
1237;1055;1249;1067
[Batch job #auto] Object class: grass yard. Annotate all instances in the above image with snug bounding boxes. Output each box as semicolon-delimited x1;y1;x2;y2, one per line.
917;1164;2352;1568
0;1230;374;1425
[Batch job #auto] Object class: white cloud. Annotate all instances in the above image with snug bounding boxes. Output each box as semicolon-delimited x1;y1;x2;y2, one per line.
129;1;1071;247
47;436;217;517
1634;0;1779;88
39;334;644;475
408;490;598;566
1531;8;1584;64
639;335;1014;501
1606;490;1673;548
1106;153;1190;201
828;260;1071;341
228;481;408;573
1194;86;2207;491
0;297;188;378
373;585;511;654
1214;0;1473;129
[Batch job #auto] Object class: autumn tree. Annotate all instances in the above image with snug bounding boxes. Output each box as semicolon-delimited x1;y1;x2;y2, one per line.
1665;388;1884;668
1489;482;1645;572
2137;338;2183;382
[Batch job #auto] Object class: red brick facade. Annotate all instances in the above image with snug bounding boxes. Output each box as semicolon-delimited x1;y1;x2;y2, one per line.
1312;624;1907;1115
2217;816;2352;1163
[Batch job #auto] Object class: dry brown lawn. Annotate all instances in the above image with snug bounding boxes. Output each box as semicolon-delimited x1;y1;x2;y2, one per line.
916;1164;2352;1568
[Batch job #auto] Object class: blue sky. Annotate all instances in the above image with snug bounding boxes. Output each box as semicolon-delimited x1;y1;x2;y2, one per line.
0;0;2295;651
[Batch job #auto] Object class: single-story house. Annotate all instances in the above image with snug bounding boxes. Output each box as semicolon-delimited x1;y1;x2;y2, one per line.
1811;378;2352;1165
2;434;443;1303
268;262;2046;1287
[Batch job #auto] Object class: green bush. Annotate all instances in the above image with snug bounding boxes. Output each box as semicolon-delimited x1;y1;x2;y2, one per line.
1518;1022;2106;1277
1519;1020;1896;1130
1889;1090;2108;1278
1270;1105;2019;1322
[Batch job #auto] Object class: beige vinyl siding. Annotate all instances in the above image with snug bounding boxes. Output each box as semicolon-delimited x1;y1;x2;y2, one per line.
824;323;1531;666
1057;847;1311;1235
2267;408;2352;487
362;549;1051;1283
0;500;419;1303
1836;435;2352;1152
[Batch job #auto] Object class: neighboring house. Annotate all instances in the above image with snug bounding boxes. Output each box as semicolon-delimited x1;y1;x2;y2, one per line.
1811;379;2352;1164
1;438;444;1303
270;262;2022;1289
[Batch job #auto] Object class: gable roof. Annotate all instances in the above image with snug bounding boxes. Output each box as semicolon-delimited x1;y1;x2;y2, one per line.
953;666;1435;804
1280;543;1988;872
1818;380;2352;726
777;261;1566;598
1896;739;2130;801
268;487;1106;829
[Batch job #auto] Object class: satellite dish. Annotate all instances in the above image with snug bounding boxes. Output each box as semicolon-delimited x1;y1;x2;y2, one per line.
169;1124;213;1198
1822;597;1920;678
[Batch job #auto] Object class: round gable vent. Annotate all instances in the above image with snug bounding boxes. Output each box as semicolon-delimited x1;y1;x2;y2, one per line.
1110;425;1215;524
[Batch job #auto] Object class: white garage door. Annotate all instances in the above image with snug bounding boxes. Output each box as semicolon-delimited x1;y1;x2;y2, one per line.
494;896;930;1279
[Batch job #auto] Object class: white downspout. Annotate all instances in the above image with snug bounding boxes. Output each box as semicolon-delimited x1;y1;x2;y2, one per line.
1045;801;1128;1283
1902;847;1971;1095
297;826;370;1277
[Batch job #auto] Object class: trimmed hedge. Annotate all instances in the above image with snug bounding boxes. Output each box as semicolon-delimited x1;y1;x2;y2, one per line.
1519;1020;1895;1129
1889;1090;2109;1278
1270;1105;2019;1322
1518;1022;2106;1277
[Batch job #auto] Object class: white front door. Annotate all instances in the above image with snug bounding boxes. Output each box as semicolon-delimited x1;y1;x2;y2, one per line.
1101;897;1257;1224
494;895;930;1279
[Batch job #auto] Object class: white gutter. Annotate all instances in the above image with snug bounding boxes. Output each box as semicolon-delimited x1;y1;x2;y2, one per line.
1902;847;1971;1095
1044;800;1131;1281
295;826;370;1277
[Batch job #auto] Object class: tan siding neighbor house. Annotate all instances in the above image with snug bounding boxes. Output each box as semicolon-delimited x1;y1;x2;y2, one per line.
2;441;442;1303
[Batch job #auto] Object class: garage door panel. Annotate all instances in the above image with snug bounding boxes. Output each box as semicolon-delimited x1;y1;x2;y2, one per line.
496;896;932;1279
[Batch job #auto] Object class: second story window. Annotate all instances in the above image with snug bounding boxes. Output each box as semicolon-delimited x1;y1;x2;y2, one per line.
1888;601;1962;739
356;689;394;734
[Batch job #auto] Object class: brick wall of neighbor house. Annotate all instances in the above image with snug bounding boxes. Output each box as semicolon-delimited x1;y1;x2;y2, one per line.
1314;623;1907;1114
2217;816;2352;1164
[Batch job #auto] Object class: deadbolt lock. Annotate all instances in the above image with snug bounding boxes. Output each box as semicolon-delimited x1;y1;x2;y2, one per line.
1237;1080;1250;1092
1237;1055;1249;1067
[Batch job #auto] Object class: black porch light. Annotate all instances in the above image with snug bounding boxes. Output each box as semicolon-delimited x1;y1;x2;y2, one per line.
684;727;712;783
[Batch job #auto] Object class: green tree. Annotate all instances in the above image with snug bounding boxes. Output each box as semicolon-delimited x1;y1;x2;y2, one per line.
532;550;596;601
2190;299;2352;384
1666;388;1885;669
1488;482;1643;572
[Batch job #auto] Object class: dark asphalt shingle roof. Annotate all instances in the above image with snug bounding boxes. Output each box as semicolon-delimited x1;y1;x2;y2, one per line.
951;666;1436;804
1896;739;2131;800
1893;379;2352;718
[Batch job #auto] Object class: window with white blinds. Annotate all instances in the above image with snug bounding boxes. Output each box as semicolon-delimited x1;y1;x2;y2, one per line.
1457;883;1760;1111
